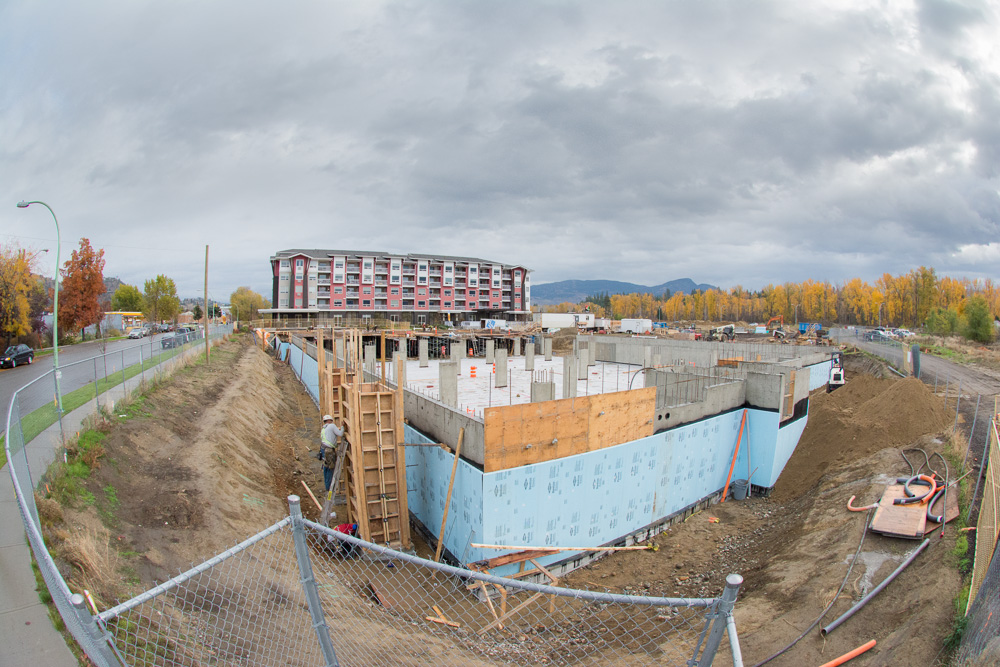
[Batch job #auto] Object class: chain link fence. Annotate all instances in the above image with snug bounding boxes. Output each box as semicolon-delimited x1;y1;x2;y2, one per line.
4;327;229;665
957;415;1000;665
94;497;742;666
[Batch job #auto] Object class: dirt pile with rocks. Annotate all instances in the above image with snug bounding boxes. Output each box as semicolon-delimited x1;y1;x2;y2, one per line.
772;374;951;501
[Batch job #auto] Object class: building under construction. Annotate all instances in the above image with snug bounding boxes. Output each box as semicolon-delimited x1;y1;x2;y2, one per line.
278;329;836;578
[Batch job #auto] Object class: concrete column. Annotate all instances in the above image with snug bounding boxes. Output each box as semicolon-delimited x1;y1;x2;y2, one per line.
562;354;577;398
450;342;462;361
439;360;458;407
335;337;345;365
364;343;377;376
418;339;429;368
544;338;553;361
393;351;407;387
525;341;535;371
643;346;653;370
486;339;495;363
495;349;508;388
652;352;662;369
398;338;408;360
531;381;555;403
512;338;521;357
578;352;589;382
588;336;597;366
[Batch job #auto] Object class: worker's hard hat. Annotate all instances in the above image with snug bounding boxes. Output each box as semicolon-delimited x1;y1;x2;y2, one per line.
323;414;333;421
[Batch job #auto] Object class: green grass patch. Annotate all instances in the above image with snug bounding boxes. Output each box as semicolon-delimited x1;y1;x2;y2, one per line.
15;341;197;442
943;584;971;651
921;344;972;364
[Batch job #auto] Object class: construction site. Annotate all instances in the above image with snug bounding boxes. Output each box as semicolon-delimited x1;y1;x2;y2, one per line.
271;327;836;579
19;324;995;666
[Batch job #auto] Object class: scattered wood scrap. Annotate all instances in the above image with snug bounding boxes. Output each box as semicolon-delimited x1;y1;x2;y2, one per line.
425;605;461;628
367;581;396;609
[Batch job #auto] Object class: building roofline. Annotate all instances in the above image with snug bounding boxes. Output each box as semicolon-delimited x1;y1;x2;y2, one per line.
270;249;529;271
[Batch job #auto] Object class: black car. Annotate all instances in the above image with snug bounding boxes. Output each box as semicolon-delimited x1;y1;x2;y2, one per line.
864;330;891;342
1;344;34;368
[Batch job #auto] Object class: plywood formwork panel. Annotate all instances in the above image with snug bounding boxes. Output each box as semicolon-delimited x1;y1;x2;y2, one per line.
482;388;656;472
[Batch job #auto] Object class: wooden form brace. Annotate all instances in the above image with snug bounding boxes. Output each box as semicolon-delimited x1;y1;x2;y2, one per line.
336;330;411;549
481;387;656;472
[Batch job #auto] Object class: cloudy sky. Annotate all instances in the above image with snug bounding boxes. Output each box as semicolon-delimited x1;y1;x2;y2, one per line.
1;0;998;300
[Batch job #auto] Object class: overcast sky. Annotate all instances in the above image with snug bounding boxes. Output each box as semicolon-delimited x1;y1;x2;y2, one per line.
2;0;998;300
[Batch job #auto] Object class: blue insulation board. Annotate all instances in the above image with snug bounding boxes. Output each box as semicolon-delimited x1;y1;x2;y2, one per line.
407;407;808;577
286;342;319;404
804;360;833;391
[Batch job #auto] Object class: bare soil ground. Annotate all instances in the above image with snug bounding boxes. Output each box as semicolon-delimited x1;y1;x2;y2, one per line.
40;338;975;666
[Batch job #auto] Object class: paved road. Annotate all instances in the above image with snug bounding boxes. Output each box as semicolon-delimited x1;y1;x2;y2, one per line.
1;329;225;432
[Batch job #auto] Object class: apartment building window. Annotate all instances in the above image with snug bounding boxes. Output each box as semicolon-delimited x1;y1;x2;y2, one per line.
296;259;304;268
391;300;399;307
445;266;452;273
363;300;371;307
468;290;476;297
280;275;289;282
418;288;426;295
363;287;372;295
391;288;400;295
335;261;344;269
418;300;426;307
333;300;344;308
444;302;452;308
417;315;427;324
418;276;427;285
444;290;451;296
280;260;290;268
334;286;343;294
364;261;373;269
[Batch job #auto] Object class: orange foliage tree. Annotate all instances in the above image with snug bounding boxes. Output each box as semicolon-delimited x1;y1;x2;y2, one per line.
60;238;106;337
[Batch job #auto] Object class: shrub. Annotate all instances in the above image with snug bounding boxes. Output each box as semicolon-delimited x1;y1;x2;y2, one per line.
962;295;995;344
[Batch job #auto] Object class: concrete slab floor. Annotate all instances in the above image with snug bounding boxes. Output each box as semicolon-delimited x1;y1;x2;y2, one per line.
399;357;644;416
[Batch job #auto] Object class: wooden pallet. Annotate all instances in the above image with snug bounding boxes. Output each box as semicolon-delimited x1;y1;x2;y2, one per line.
870;483;927;539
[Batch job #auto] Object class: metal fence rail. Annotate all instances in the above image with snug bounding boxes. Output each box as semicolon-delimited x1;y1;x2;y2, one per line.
94;496;742;666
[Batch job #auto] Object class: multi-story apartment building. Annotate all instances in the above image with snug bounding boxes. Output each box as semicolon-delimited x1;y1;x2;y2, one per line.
266;249;531;324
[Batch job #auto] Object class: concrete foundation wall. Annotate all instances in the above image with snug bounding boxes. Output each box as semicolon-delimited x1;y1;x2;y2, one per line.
403;392;486;464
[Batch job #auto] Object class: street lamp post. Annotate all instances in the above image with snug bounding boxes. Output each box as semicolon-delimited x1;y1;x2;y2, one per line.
17;201;64;440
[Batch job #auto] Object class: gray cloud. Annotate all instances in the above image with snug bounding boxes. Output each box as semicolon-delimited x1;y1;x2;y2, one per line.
1;0;998;299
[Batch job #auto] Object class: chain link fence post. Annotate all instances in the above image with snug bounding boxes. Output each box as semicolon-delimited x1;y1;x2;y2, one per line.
693;574;743;666
70;594;122;667
288;495;339;667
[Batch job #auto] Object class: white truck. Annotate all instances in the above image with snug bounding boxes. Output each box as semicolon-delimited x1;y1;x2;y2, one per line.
620;318;653;334
533;312;594;331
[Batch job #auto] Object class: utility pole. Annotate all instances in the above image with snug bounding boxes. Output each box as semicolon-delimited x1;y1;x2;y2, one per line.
204;245;210;363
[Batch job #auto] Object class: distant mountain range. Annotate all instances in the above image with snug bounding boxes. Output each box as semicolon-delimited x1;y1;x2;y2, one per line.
531;278;718;306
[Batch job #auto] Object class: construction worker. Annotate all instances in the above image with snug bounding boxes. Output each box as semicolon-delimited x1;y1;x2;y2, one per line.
318;414;344;491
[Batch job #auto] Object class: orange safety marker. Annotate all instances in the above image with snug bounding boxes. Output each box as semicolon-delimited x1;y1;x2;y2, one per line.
471;366;477;378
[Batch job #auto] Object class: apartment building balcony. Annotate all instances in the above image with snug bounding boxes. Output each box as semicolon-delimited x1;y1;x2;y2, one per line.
346;278;359;285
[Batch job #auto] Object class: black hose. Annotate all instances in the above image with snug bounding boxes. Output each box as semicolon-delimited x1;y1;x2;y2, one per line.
926;487;946;523
750;509;873;667
894;475;934;505
901;447;930;478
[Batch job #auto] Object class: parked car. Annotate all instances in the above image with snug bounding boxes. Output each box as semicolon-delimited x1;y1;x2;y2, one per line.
128;328;144;339
1;344;34;368
864;330;892;342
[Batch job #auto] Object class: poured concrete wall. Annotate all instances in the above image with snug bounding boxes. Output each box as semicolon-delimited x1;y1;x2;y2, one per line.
403;393;485;463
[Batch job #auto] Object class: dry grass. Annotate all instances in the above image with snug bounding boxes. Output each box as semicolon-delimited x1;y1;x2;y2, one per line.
58;519;126;605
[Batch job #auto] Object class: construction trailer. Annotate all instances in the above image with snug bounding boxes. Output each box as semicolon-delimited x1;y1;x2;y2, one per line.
532;312;595;331
292;329;837;581
619;318;653;334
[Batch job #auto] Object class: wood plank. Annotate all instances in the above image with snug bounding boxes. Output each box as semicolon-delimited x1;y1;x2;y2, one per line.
870;483;927;539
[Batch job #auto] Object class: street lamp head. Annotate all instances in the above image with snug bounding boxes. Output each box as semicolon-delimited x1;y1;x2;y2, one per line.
16;201;30;208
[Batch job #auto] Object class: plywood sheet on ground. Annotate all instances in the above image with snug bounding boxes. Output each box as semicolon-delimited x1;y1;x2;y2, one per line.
482;388;655;472
870;483;927;539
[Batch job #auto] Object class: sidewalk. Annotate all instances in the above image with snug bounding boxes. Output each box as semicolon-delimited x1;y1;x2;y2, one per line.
1;340;215;667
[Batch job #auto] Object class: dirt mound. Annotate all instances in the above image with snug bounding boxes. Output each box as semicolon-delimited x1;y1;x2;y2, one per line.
549;328;578;355
772;375;951;501
72;340;319;592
